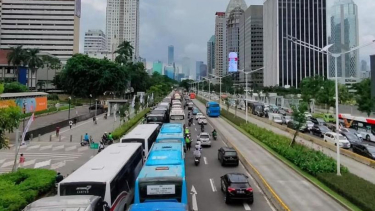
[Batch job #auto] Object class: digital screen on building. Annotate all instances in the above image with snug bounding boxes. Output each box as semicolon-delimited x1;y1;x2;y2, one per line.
228;52;238;72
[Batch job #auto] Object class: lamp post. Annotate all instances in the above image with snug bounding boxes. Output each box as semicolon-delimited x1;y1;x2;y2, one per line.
285;35;375;176
68;97;71;120
89;94;92;113
22;101;27;132
239;67;264;123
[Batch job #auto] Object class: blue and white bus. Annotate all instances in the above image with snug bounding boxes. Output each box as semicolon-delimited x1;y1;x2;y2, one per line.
206;101;220;117
146;143;185;166
128;202;188;211
134;165;188;204
159;123;183;134
156;133;185;146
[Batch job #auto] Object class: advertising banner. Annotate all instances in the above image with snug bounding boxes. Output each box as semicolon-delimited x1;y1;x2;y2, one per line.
228;52;238;73
0;100;16;109
15;96;47;113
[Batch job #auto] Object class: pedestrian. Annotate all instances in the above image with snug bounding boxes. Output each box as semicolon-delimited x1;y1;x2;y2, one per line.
69;121;73;129
19;154;25;166
73;118;77;125
185;135;191;151
56;127;60;137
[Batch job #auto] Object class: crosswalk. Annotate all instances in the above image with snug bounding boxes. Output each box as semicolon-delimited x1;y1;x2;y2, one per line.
0;142;93;174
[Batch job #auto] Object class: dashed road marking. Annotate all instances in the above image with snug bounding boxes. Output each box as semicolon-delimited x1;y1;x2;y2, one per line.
0;159;5;164
50;161;66;170
34;159;51;168
203;157;208;165
195;128;197;131
78;147;89;152
65;146;77;151
40;145;53;151
52;145;64;151
22;159;36;167
209;178;217;192
26;145;40;151
222;140;227;146
243;202;251;210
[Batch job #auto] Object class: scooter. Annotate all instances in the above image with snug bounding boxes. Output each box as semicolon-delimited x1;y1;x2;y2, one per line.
201;125;205;132
213;134;217;140
98;141;105;153
80;138;93;146
194;156;201;166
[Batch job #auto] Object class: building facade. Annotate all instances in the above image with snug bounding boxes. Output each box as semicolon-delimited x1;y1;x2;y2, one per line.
329;0;359;79
207;35;215;76
196;61;203;80
214;12;226;79
106;0;139;59
200;63;207;78
0;0;81;62
153;61;163;74
239;5;263;88
168;45;174;65
84;29;107;54
263;0;327;87
164;65;174;80
182;57;192;78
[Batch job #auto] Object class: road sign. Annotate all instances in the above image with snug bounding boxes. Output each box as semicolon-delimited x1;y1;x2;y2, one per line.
90;143;99;149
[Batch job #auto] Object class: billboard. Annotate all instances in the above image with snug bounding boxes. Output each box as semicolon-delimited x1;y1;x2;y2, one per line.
15;97;47;113
228;52;238;72
75;0;81;18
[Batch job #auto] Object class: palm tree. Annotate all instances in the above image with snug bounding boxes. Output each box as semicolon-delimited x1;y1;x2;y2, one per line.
7;46;27;82
25;49;43;90
114;41;134;64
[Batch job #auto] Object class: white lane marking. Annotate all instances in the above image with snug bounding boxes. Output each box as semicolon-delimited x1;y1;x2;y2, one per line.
50;161;66;170
1;160;15;168
40;145;52;151
209;178;217;192
20;145;27;149
26;145;40;150
193;123;195;126
203;157;208;165
34;159;51;168
65;146;77;151
243;202;251;210
195;128;197;131
221;140;227;146
0;159;5;164
22;159;36;167
191;186;198;211
52;145;64;151
78;147;89;152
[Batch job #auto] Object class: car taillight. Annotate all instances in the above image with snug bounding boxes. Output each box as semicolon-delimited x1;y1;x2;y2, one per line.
246;187;253;192
228;187;236;193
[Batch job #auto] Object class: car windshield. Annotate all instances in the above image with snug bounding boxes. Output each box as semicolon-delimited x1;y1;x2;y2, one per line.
345;133;360;141
199;117;206;120
338;136;347;140
224;151;237;156
284;116;291;120
200;135;209;139
367;148;375;154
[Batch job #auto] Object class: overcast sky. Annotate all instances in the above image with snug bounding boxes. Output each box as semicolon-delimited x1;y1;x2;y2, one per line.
80;0;375;69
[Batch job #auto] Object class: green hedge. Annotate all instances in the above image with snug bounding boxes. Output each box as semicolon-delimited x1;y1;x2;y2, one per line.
0;169;56;211
20;105;72;119
317;173;375;211
112;108;150;140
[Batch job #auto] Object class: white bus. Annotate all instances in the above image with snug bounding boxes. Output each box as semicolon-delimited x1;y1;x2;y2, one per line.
120;124;159;157
170;109;185;125
58;143;143;211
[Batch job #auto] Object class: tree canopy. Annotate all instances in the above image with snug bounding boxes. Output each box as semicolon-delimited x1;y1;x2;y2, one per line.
3;82;28;93
353;78;375;117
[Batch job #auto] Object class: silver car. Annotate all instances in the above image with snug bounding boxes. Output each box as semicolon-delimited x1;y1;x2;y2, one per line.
198;132;211;146
198;116;208;125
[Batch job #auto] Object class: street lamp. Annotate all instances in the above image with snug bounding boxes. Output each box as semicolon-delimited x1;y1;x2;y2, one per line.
68;97;71;120
22;100;27;132
89;94;92;113
285;35;375;176
202;76;211;100
239;67;264;123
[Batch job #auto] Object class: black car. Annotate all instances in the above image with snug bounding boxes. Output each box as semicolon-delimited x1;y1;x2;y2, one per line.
218;147;239;166
352;144;375;160
309;117;327;126
287;121;308;132
254;106;264;117
310;125;331;138
220;173;254;204
341;131;362;148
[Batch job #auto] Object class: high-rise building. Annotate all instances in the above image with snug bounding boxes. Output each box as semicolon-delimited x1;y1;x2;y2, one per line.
0;0;81;62
153;61;163;74
106;0;140;59
200;63;208;78
196;61;204;80
214;12;226;79
329;0;359;79
177;73;185;82
182;57;192;78
239;5;264;88
263;0;327;87
164;65;175;80
168;45;174;65
207;35;215;76
84;30;107;54
226;1;246;84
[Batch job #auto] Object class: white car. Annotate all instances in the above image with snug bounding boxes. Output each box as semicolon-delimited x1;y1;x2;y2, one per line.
198;116;207;125
340;128;363;140
358;129;375;142
198;132;211;146
304;112;312;118
323;132;351;149
196;113;203;120
305;121;314;130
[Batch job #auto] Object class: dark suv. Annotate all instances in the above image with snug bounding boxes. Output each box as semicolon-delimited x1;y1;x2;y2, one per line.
218;147;239;166
220;173;254;204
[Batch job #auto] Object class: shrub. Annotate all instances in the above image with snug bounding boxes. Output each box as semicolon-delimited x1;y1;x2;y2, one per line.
317;173;375;211
112;108;150;140
220;109;246;126
3;82;28;93
0;169;55;211
47;94;59;101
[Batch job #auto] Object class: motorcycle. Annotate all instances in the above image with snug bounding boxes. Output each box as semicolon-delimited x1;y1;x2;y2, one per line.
194;156;201;166
213;133;217;140
98;142;105;153
104;113;108;119
188;121;192;127
80;137;93;146
201;125;204;132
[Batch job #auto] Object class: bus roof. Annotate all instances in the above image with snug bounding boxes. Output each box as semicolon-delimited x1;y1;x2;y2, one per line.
160;124;183;133
146;143;183;166
157;133;184;140
129;202;188;211
138;165;183;178
120;124;159;141
339;113;375;124
207;101;219;105
61;143;142;184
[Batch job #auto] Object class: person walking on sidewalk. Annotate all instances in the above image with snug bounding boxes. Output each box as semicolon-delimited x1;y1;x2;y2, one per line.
19;154;25;167
69;121;73;129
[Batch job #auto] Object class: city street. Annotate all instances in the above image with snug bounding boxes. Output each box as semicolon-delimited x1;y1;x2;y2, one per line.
192;99;345;211
0;110;134;176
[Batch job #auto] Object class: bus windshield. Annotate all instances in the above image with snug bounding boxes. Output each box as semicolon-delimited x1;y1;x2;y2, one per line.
170;115;184;120
59;182;106;200
139;179;183;203
147;116;164;123
209;104;219;108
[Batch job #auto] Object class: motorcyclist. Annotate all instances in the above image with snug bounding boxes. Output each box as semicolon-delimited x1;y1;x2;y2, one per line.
201;123;204;131
84;133;90;143
193;146;201;159
212;129;217;138
102;132;108;142
108;133;113;142
185;127;190;137
188;112;191;119
93;116;97;124
55;172;64;183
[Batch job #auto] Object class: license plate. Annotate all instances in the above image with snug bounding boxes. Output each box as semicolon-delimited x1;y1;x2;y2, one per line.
237;190;244;194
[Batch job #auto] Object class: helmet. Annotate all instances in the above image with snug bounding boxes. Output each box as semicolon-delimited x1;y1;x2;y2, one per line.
105;132;107;134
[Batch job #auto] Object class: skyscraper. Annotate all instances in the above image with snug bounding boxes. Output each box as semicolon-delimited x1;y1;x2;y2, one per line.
84;30;107;54
214;12;226;78
200;63;208;78
0;0;80;62
164;65;175;80
330;0;359;79
196;61;204;80
226;2;246;84
207;35;216;76
106;0;140;59
168;45;174;65
263;0;327;87
239;5;264;87
182;57;192;78
153;61;163;75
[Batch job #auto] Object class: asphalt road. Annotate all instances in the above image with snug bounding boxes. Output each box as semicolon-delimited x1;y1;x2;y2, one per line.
192;99;345;211
183;107;275;211
0;110;134;176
